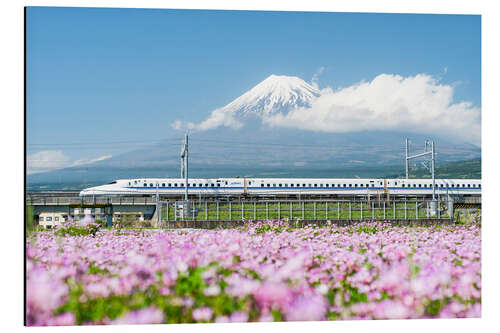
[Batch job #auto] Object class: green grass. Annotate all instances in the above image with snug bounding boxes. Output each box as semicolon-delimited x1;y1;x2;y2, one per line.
161;201;451;221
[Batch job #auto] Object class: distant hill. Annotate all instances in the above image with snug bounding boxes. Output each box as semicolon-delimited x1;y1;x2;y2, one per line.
385;158;481;179
26;158;481;192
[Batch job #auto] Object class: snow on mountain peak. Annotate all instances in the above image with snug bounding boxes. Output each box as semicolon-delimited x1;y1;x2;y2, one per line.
222;74;321;117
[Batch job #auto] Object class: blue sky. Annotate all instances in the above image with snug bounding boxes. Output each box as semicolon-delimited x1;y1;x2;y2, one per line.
26;7;481;171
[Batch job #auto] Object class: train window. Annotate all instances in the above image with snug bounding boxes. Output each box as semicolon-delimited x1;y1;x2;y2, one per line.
291;184;294;187
303;184;306;187
314;184;317;187
479;184;481;188
144;183;147;187
451;184;455;188
349;184;352;187
211;184;214;187
205;184;208;187
418;184;421;187
261;184;264;187
273;184;276;187
162;183;165;187
225;181;228;185
279;184;282;187
402;184;405;187
308;184;312;187
46;217;52;221
326;184;329;187
395;182;398;186
150;183;153;187
285;184;288;187
249;181;252;185
174;183;177;187
128;182;131;186
217;184;221;187
134;180;137;184
39;217;44;221
468;184;471;187
267;184;270;187
343;184;346;187
168;183;171;187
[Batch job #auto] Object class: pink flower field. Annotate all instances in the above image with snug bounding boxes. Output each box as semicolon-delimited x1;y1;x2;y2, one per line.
26;221;481;326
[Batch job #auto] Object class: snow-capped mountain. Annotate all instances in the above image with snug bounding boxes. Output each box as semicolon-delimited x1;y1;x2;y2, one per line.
220;74;321;118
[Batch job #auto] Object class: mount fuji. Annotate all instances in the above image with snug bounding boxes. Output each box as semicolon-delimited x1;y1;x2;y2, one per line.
27;74;481;188
220;74;320;117
178;74;321;131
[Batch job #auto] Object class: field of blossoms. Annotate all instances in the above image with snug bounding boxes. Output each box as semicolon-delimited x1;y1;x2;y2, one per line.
26;221;481;326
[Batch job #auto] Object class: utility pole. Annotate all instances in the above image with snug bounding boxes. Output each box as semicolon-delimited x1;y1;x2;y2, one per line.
405;138;436;200
181;132;189;202
431;140;435;201
405;138;409;179
405;138;437;215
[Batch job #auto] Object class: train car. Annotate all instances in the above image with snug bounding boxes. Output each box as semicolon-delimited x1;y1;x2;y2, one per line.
79;177;481;198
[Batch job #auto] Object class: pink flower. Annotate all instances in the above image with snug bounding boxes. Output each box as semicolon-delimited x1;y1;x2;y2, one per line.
230;311;249;322
285;294;327;321
111;306;164;325
192;307;213;322
253;282;293;310
372;300;410;319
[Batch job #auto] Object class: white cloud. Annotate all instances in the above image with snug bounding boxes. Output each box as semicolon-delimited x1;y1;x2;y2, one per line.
172;108;243;132
27;150;71;174
171;73;480;145
263;74;481;146
71;155;112;167
311;66;325;89
27;151;112;174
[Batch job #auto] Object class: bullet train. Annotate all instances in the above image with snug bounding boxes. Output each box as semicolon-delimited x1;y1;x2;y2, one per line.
79;177;481;197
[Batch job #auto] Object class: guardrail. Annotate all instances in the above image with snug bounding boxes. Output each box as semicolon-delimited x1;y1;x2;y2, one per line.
159;199;467;222
163;218;456;229
27;197;158;206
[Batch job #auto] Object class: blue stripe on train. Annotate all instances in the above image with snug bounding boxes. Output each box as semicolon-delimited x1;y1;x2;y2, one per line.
124;186;479;190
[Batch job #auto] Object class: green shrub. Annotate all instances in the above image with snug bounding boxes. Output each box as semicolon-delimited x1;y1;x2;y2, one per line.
55;224;100;237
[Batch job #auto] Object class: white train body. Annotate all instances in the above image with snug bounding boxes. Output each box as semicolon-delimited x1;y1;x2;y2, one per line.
79;177;481;197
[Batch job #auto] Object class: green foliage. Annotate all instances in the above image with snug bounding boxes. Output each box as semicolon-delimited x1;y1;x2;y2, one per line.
88;262;110;275
26;205;35;233
425;299;445;316
355;225;378;234
255;223;287;234
271;309;283;321
57;264;257;324
342;282;368;305
55;224;100;237
94;219;107;228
